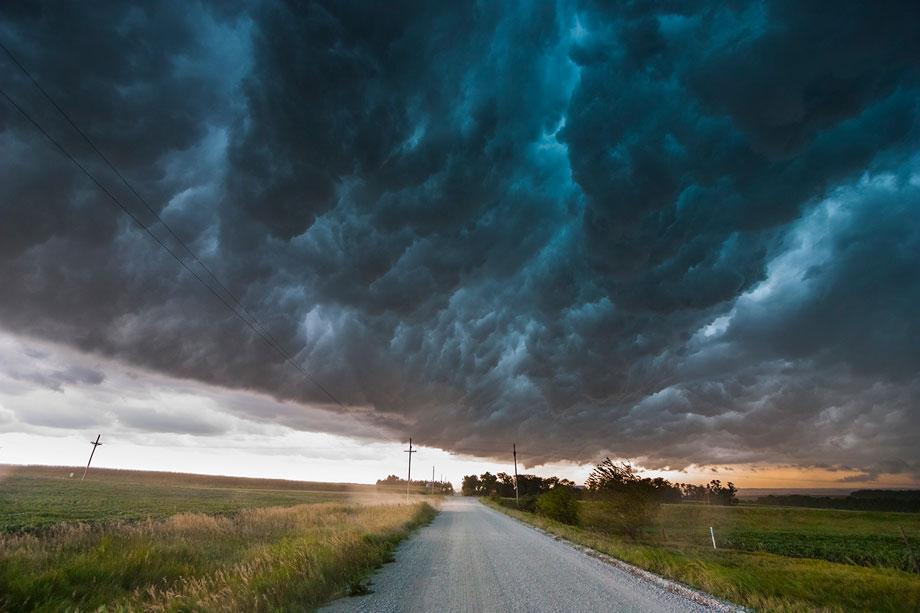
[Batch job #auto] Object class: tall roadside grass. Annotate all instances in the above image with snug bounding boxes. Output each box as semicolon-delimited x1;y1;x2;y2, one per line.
0;501;436;611
485;499;920;612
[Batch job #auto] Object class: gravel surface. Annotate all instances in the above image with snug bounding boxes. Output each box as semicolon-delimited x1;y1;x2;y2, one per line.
321;497;727;612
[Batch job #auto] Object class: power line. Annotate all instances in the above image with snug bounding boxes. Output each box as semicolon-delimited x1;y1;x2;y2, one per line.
0;48;344;409
0;41;340;407
0;40;286;354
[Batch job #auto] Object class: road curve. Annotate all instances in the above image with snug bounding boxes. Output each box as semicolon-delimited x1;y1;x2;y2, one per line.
322;497;714;613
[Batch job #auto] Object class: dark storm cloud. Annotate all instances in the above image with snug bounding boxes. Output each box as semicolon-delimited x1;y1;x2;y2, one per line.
117;407;228;436
0;1;917;475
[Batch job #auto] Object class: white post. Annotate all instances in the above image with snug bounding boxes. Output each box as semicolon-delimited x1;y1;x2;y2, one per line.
710;526;717;549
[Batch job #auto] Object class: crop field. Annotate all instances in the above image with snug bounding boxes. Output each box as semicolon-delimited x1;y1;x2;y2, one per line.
488;499;920;612
650;503;920;572
0;465;384;531
0;465;437;611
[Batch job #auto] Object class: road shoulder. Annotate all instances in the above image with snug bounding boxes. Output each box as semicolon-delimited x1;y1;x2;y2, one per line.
482;499;745;613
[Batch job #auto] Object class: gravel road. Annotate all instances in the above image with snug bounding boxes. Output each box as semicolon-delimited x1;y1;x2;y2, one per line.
321;497;722;613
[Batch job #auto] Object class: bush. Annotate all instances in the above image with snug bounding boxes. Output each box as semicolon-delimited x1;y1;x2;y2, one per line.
536;487;579;525
518;494;539;513
582;489;659;537
494;494;538;512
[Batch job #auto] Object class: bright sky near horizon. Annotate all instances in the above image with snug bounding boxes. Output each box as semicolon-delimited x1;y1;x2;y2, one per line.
1;332;914;489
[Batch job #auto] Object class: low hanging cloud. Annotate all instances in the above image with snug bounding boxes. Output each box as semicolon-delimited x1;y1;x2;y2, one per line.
0;1;917;477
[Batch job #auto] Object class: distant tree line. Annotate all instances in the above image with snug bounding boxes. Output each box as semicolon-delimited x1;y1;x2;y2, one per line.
462;459;738;506
458;458;738;535
460;472;575;497
677;480;739;505
461;458;740;536
376;475;454;495
755;490;920;513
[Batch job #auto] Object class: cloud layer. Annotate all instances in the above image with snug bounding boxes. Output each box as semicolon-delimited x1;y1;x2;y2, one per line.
1;1;918;476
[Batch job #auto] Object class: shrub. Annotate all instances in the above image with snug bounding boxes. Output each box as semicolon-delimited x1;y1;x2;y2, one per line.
536;487;579;525
518;494;539;513
582;489;659;537
494;495;538;512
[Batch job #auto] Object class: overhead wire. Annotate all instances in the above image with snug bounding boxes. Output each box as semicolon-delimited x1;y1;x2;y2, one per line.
0;41;286;351
0;42;345;408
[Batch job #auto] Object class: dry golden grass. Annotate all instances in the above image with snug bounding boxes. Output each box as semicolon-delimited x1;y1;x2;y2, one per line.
0;500;437;611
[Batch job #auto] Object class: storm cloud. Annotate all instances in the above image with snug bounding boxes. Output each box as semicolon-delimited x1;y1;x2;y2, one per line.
0;1;918;476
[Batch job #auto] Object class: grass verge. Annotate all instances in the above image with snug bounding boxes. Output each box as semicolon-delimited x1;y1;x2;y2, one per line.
485;499;920;612
0;501;436;611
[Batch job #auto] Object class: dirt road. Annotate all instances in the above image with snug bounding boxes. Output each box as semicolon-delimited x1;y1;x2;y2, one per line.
322;496;723;612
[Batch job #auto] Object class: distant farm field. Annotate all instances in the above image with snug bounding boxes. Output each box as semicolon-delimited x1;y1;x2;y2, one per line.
0;465;380;531
0;465;437;611
488;499;920;612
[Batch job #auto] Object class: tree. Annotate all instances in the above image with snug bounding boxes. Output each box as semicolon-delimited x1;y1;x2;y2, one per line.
648;477;682;503
679;483;707;501
432;480;455;495
376;475;441;494
675;480;738;505
706;480;738;505
460;471;566;498
583;458;660;537
479;472;499;496
461;474;480;496
585;458;642;492
497;472;516;497
515;474;549;496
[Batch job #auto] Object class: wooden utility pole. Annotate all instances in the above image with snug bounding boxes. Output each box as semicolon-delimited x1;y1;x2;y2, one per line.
513;443;520;507
432;466;435;493
404;437;417;501
82;434;102;481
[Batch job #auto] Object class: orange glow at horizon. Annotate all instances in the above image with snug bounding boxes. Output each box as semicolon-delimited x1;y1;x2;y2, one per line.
626;465;918;490
523;459;919;491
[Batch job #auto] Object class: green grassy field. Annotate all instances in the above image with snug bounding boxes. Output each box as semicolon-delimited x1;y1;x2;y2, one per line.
0;465;382;531
487;498;920;612
0;465;436;611
648;503;920;572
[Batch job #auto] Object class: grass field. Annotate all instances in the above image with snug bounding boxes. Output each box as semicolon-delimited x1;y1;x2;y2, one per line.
647;503;920;573
0;465;383;532
487;498;920;612
0;465;437;611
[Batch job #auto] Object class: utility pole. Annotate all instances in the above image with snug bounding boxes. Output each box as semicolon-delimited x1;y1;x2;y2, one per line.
404;437;417;502
82;434;102;481
513;443;520;507
432;465;435;493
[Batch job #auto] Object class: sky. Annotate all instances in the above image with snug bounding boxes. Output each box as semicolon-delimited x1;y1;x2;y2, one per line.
0;1;918;489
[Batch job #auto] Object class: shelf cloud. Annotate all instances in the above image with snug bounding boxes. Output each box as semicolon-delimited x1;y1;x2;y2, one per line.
1;1;917;477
